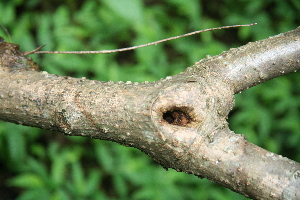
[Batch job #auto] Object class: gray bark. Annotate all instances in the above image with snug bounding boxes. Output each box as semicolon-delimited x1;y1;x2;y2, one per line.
0;27;300;200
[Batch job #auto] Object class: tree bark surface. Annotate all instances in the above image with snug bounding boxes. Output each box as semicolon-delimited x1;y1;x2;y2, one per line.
0;27;300;199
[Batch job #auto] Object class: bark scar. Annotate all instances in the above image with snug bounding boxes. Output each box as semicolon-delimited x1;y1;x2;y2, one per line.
55;108;72;134
74;91;105;133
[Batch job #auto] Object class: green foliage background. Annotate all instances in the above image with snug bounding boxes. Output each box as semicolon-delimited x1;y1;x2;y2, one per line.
0;0;299;199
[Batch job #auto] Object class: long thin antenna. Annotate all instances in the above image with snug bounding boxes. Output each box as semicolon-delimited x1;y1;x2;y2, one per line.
32;23;257;55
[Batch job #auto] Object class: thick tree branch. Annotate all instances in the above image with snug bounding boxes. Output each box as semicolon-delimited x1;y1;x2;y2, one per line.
186;26;300;94
0;27;300;200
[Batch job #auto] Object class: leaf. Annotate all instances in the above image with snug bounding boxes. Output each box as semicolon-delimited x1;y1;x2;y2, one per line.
103;0;144;24
26;157;49;180
37;13;54;51
71;162;85;195
8;173;44;188
84;170;102;197
94;142;114;173
51;154;67;187
0;2;15;26
16;188;51;200
6;127;26;164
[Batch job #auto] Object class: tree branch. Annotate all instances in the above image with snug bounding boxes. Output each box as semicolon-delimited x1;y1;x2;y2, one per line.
0;27;300;200
186;26;300;94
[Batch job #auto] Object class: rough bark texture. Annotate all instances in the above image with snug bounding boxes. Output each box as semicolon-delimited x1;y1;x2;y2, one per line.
0;27;300;199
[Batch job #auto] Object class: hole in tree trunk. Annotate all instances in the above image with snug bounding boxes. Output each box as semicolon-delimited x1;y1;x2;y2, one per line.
163;109;192;126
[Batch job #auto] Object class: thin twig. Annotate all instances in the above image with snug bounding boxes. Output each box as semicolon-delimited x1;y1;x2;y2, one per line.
33;23;257;54
23;45;46;56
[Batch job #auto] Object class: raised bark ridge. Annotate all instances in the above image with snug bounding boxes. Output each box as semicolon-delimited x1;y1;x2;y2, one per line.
0;27;300;200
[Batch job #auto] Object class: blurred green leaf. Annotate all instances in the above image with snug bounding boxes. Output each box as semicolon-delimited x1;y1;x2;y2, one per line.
83;170;102;197
0;2;15;26
30;144;46;160
16;188;51;200
51;156;67;187
37;13;55;51
70;162;85;195
94;141;115;173
26;157;49;183
103;0;144;25
7;127;26;163
8;173;44;188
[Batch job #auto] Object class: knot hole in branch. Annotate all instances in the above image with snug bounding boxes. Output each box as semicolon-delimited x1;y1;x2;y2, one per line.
162;107;192;127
